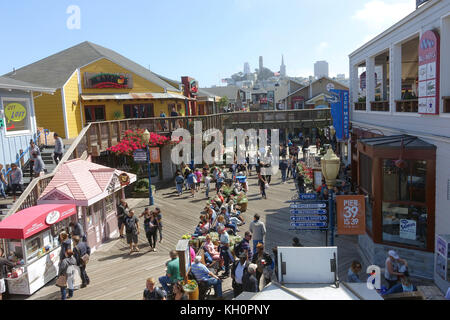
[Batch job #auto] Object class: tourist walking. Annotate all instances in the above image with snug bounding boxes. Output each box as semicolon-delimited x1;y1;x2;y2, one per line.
234;231;252;260
154;207;163;243
175;171;184;196
9;163;23;202
158;250;182;293
231;252;250;298
218;226;233;278
53;133;64;165
32;152;46;177
147;211;159;252
251;243;273;290
0;164;8;199
143;278;166;300
69;221;86;242
72;235;90;288
347;261;363;283
249;214;266;254
194;168;203;192
125;210;140;254
57;249;77;300
191;256;223;299
0;247;15;300
187;170;197;198
59;231;72;262
29;140;40;180
302;138;310;161
116;199;129;238
279;159;288;183
204;174;211;198
257;173;267;199
242;263;259;293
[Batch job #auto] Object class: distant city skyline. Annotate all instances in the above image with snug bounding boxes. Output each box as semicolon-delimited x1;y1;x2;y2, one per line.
0;0;416;87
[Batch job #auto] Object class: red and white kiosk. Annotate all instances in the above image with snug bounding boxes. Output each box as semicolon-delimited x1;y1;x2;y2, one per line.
0;204;77;295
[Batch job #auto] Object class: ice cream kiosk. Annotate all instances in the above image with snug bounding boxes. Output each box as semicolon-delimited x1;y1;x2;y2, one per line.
0;204;76;295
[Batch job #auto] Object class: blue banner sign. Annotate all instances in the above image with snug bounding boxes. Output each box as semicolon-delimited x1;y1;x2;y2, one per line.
290;216;327;221
330;89;349;142
290;209;327;215
290;203;327;209
290;222;328;228
299;193;317;200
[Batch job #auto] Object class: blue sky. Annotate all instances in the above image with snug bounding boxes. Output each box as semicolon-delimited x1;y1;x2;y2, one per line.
0;0;416;87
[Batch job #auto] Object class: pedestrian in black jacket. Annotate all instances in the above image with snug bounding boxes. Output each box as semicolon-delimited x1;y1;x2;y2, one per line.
251;243;273;290
59;231;72;262
72;236;91;288
0;247;15;300
242;263;259;293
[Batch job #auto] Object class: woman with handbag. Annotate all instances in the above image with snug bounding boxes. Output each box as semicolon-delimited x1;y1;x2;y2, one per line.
57;249;77;300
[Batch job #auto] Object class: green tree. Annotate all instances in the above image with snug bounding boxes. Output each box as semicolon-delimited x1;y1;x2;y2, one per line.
218;96;229;109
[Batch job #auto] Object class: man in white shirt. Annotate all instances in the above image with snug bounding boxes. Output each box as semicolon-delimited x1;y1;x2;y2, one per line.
231;252;249;298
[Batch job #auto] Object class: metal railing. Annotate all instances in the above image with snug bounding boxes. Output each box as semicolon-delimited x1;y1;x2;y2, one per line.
6;109;330;217
370;101;390;112
395;99;418;113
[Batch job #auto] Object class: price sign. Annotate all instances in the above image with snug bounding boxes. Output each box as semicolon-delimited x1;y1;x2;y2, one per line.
336;195;366;235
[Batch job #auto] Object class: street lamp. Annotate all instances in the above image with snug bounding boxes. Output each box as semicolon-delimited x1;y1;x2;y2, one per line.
142;129;154;206
321;147;340;246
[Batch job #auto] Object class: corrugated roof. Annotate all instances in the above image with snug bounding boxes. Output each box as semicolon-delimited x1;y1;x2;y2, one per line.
359;135;436;149
200;86;240;100
3;41;180;92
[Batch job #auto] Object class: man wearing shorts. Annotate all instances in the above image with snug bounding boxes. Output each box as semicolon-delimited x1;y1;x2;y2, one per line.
125;210;140;254
9;163;23;202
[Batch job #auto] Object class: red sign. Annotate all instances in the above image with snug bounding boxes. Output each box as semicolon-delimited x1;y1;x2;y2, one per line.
418;30;440;114
336;195;366;235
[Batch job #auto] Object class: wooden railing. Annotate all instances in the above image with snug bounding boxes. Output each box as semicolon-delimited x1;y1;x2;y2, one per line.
6;109;330;217
370;101;390;112
396;99;418;113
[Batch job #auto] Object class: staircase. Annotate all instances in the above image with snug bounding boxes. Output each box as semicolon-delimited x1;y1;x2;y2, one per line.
0;146;62;220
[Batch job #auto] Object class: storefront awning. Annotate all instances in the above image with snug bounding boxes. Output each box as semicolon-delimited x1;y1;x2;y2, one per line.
81;92;195;101
0;204;76;239
359;135;436;150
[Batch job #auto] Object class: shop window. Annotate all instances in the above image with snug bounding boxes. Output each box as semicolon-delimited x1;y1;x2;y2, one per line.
382;159;427;248
25;236;42;261
359;153;372;194
85;105;106;122
123;104;154;119
7;240;23;260
105;194;114;214
2;99;31;134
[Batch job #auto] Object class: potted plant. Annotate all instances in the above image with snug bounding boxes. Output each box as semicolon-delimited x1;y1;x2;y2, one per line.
182;279;199;300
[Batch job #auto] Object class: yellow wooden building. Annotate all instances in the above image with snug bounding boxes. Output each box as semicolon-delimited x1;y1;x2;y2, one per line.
3;41;191;138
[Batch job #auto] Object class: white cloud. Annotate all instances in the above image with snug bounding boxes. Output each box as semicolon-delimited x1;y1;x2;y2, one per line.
353;0;415;33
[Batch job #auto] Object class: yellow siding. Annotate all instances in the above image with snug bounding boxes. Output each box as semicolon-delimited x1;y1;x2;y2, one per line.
63;71;82;138
80;58;165;94
33;90;66;138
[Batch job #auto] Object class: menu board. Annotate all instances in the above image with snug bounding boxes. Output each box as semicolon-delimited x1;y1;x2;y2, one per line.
418;30;440;114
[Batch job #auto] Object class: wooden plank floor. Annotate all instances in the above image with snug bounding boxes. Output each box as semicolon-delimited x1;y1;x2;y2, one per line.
16;172;366;300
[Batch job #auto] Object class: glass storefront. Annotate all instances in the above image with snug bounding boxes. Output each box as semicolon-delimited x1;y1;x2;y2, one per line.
382;159;427;248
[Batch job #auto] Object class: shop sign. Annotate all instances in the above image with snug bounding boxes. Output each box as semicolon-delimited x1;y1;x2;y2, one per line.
119;173;130;186
4;102;28;132
418;30;440;114
45;211;61;225
189;79;199;96
133;149;147;162
84;72;133;89
326;83;335;91
336;195;365;235
399;219;417;240
149;147;161;163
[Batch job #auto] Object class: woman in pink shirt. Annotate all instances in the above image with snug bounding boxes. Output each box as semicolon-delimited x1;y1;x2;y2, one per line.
194;169;203;192
204;234;220;261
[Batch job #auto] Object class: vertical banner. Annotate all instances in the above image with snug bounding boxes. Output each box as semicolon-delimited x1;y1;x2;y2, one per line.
418;30;440;114
330;89;349;141
336;195;366;235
